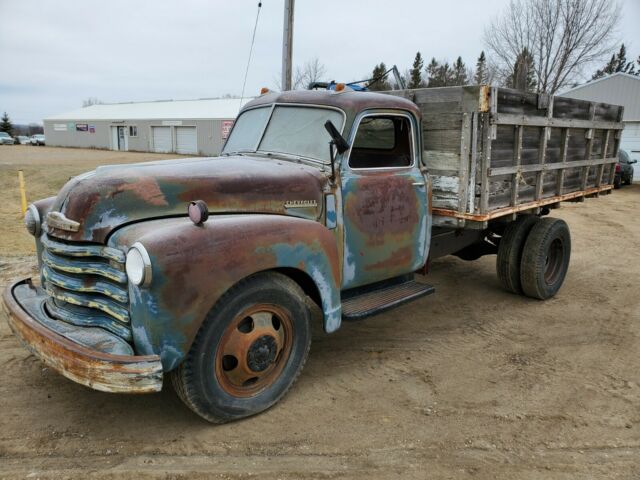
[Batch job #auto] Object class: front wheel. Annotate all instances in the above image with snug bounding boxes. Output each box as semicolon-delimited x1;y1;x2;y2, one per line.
171;272;312;423
520;218;571;300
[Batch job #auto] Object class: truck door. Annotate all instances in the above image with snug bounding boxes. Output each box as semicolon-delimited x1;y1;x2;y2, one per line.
341;111;428;289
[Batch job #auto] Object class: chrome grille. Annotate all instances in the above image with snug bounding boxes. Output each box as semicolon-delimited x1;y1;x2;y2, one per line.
41;235;132;342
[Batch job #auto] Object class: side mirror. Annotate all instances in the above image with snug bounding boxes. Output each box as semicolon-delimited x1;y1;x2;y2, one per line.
324;120;350;154
630;159;638;164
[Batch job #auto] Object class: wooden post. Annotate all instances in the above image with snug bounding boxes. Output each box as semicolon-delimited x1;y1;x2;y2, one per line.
281;0;295;91
18;170;27;216
556;128;569;196
480;114;493;215
580;103;596;193
596;130;610;187
535;97;553;201
511;125;523;207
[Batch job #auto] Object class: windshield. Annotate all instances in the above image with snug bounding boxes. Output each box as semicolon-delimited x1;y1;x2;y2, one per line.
619;149;630;163
223;105;344;163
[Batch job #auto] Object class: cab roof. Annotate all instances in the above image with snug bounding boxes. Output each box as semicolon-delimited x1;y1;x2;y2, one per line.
242;89;421;122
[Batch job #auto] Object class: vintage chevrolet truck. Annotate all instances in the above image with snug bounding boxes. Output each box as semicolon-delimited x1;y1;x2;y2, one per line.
2;86;623;422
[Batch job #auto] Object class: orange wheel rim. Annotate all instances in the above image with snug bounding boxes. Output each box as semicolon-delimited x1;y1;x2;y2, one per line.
215;304;294;397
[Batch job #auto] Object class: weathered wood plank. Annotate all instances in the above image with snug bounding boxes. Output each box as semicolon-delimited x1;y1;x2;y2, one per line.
458;113;471;214
489;156;617;176
511;125;523;207
556;129;569;196
493;113;623;131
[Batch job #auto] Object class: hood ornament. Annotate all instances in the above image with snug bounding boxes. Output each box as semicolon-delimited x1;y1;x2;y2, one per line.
47;212;80;232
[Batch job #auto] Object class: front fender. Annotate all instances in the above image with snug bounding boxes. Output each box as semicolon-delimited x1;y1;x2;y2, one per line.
108;215;341;371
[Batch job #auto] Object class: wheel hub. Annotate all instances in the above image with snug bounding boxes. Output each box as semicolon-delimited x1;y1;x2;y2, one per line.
247;335;278;372
214;304;294;397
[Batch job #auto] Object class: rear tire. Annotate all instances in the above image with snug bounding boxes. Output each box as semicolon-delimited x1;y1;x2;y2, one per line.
496;215;539;294
520;218;571;300
171;272;312;423
614;176;622;189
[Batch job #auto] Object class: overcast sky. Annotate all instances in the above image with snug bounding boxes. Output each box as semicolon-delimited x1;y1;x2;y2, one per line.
1;0;638;124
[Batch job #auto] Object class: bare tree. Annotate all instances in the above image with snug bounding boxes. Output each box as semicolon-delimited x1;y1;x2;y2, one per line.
274;57;327;91
293;57;327;89
82;97;103;107
484;0;620;94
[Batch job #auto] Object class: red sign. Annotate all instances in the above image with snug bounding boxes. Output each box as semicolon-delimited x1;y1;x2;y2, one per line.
221;120;234;140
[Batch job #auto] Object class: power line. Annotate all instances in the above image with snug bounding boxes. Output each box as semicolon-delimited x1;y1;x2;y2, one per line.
239;2;263;112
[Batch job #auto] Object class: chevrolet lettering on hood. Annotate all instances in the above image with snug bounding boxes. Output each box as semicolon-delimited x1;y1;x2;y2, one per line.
284;200;318;208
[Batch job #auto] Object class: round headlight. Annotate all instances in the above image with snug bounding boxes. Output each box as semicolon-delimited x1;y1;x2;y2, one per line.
126;243;152;287
24;204;41;236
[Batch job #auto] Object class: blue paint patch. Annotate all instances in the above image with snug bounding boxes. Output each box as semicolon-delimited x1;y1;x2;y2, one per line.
325;194;337;229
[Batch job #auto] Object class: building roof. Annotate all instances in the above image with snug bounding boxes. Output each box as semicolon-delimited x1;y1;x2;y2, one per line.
560;72;640;121
45;97;253;121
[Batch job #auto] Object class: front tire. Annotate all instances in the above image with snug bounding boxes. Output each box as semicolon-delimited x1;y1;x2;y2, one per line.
520;218;571;300
171;272;312;423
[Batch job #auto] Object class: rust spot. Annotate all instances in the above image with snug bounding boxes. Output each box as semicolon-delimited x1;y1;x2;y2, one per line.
111;177;168;206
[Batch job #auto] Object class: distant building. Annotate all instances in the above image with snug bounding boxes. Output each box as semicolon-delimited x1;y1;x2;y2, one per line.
561;73;640;178
43;97;251;156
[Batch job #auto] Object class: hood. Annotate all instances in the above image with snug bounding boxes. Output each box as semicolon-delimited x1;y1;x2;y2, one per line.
48;156;328;243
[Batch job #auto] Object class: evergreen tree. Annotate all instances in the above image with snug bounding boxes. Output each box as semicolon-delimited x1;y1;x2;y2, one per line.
426;58;440;87
0;112;13;136
368;63;391;91
408;52;425;89
508;48;536;92
475;51;488;84
592;44;637;79
452;56;468;86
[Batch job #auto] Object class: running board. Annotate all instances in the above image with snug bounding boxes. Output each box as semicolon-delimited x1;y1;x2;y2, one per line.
341;278;435;321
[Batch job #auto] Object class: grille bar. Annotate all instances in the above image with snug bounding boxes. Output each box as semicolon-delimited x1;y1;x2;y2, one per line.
46;299;133;341
45;284;130;323
41;235;126;262
43;249;127;284
43;265;128;303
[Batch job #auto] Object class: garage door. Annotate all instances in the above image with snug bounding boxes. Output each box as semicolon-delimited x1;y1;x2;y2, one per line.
152;126;172;153
620;122;640;179
176;126;197;154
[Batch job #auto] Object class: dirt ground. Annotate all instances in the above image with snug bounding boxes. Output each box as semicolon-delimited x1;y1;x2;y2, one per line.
0;146;638;479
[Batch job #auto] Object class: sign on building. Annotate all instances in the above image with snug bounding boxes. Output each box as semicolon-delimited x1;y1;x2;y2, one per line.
221;120;234;139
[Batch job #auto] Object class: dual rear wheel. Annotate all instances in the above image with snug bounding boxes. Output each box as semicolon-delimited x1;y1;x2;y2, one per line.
497;216;571;299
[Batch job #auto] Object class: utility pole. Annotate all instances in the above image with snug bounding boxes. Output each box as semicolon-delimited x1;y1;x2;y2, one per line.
281;0;294;91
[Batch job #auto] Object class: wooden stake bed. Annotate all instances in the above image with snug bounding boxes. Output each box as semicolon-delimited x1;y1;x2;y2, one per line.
387;86;625;229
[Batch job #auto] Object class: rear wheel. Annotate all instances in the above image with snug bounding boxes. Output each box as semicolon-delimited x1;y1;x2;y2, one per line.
520;218;571;300
171;272;312;423
496;215;539;294
614;175;622;189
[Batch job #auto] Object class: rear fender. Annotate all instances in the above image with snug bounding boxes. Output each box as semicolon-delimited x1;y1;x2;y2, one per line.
109;215;341;371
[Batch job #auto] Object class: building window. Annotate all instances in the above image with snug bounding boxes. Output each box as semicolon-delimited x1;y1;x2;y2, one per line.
129;126;138;137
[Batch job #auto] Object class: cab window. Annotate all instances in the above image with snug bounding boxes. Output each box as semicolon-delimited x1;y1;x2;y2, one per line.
349;115;413;169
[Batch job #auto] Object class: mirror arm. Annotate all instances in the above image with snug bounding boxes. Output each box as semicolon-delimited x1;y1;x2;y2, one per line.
328;141;336;182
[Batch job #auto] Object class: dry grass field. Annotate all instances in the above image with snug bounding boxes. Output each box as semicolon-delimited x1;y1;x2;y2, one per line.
0;145;639;479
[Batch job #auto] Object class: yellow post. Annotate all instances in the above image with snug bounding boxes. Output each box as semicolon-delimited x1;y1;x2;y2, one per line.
18;170;27;216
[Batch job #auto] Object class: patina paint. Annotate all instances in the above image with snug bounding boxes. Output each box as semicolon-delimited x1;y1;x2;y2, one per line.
109;215;341;370
339;109;428;289
48;156;328;243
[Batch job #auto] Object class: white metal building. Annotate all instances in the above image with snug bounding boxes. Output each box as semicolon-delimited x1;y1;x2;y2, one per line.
43;97;251;156
561;73;640;178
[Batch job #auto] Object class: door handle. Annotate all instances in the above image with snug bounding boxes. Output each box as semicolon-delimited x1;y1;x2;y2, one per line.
412;182;425;186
